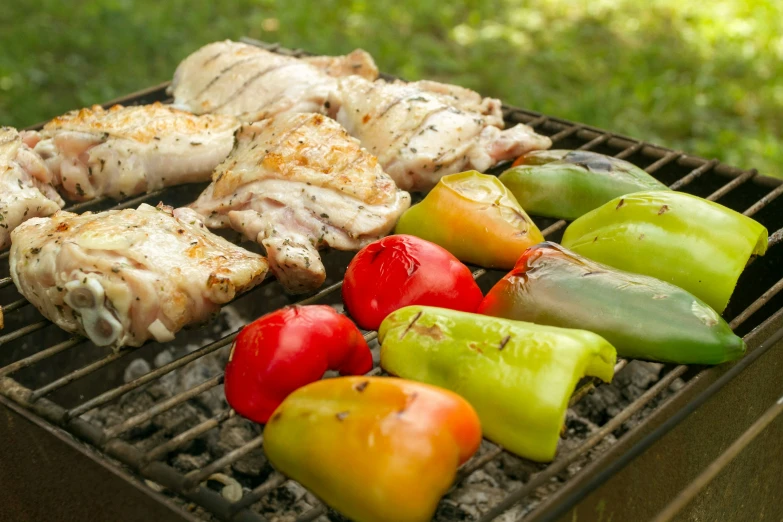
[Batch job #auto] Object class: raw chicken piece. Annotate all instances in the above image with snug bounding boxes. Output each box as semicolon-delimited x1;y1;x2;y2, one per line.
10;203;268;348
169;40;378;122
331;76;553;191
27;103;239;201
190;112;411;293
0;127;64;250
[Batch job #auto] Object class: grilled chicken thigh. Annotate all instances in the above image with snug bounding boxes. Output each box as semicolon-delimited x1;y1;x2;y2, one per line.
190;112;410;293
10;203;268;348
26;103;238;201
169;40;378;122
332;77;552;191
0;127;64;250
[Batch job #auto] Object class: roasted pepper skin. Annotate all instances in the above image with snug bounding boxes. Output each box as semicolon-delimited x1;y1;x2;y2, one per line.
224;305;372;423
342;235;483;330
379;306;616;462
479;242;745;364
500;150;668;220
394;171;543;269
263;376;482;522
561;191;768;313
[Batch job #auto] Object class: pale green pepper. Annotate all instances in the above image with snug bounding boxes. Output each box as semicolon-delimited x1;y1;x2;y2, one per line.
561;191;768;312
379;306;617;462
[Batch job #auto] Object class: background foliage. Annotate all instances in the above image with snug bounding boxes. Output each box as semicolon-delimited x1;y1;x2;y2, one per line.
2;0;781;176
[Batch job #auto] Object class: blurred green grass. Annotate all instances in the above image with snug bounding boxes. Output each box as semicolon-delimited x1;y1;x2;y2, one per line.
2;0;781;176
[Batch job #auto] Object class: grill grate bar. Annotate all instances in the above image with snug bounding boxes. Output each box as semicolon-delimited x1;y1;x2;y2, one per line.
769;227;783;249
614;142;644;160
706;169;757;202
0;276;12;289
0;319;48;345
0;298;30;315
644;151;683;173
743;183;783;217
729;277;783;331
64;281;344;420
577;133;613;151
477;364;689;522
569;359;629;407
669;159;719;191
145;410;235;463
522;115;549;128
183;435;265;489
540;220;567;237
454;358;629;490
65;335;236;420
229;474;289;515
30;348;131;401
548;125;583;143
103;374;225;439
0;337;81;378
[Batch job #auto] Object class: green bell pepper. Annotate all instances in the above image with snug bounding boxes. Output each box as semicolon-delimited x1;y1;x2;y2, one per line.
478;242;745;364
394;171;544;269
561;191;767;313
499;150;669;220
378;306;617;462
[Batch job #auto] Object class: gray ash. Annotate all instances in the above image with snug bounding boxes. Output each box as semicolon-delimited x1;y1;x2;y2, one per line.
84;313;684;521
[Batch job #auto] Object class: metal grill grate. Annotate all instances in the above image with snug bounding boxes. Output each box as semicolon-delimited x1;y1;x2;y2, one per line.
1;39;783;522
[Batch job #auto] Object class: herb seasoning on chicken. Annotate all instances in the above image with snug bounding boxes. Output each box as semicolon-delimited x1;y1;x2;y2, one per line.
0;127;64;252
169;40;378;122
10;203;268;348
25;103;239;201
190;112;411;293
331;76;553;191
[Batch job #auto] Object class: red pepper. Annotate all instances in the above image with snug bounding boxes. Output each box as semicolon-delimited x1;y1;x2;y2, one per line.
342;235;483;330
224;305;373;423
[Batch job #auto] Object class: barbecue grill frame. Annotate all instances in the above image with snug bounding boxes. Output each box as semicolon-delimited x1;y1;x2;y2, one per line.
1;38;782;522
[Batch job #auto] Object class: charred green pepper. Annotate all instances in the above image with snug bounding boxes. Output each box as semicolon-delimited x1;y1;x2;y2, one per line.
479;242;745;364
394;171;543;269
379;306;617;462
561;191;767;313
499;150;669;220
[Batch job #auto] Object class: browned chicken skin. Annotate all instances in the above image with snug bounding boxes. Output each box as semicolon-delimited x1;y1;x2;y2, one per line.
0;127;64;250
190;112;410;293
169;40;378;122
10;203;268;348
331;76;552;191
26;103;239;201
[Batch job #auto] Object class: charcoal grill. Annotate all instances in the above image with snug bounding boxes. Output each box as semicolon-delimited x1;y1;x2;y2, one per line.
2;39;782;522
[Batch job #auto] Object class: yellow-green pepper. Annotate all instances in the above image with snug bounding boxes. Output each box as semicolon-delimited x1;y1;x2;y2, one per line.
394;171;543;269
379;306;617;462
561;190;768;312
263;377;482;522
